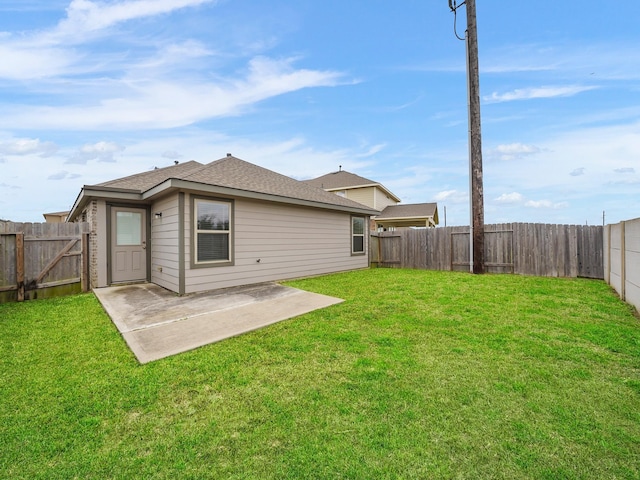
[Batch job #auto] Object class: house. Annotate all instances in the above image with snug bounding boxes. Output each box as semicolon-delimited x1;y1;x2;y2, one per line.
373;203;438;229
304;169;438;230
303;169;401;212
42;211;70;223
67;155;379;294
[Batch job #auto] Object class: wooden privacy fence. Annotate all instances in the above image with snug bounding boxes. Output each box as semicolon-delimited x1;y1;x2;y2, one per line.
371;223;604;279
0;221;90;302
604;217;640;311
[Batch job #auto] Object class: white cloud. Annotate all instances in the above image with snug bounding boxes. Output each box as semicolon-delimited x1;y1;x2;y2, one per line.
162;150;183;159
49;0;216;44
614;167;635;174
570;167;585;177
484;85;597;103
435;190;468;204
0;138;58;156
66;141;125;164
0;1;216;80
486;42;640;82
489;143;540;161
495;192;524;204
525;200;569;209
135;40;214;71
608;178;640;185
356;143;387;158
0;45;80;80
2;57;344;130
48;170;82;181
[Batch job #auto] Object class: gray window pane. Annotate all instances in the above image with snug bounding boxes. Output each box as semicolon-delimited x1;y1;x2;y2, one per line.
198;202;229;231
353;236;364;253
352;217;365;235
198;233;229;261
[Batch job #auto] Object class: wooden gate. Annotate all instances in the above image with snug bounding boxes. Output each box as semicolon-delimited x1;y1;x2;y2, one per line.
370;234;402;268
0;222;90;302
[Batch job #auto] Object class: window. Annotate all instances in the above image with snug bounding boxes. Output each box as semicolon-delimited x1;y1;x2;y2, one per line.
116;211;142;246
193;198;232;265
352;216;365;254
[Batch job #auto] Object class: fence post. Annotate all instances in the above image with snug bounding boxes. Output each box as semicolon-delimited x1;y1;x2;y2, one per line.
604;224;610;284
16;233;24;302
620;221;626;301
81;233;89;292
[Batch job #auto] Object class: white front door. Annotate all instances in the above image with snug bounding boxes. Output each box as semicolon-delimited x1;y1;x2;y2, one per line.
111;207;147;283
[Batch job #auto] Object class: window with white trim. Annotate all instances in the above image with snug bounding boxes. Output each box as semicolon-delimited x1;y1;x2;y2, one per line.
194;198;232;264
352;216;365;254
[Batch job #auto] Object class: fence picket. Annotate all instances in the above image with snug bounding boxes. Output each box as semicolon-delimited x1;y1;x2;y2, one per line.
372;223;604;279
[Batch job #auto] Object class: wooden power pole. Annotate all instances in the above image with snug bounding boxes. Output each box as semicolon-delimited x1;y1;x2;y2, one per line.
467;0;484;274
451;0;485;273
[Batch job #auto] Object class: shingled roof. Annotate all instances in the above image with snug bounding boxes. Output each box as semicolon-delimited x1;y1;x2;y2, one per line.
97;160;205;191
376;203;438;219
304;170;378;190
304;169;401;203
180;156;378;211
68;156;379;220
375;203;439;228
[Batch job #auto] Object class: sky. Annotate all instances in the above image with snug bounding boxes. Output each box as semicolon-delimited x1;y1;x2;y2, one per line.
1;0;639;226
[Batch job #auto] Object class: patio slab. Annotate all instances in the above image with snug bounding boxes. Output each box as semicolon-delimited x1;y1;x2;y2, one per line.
93;282;343;364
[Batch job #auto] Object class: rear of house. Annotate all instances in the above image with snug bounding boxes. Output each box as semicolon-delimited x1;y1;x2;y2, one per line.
68;156;378;294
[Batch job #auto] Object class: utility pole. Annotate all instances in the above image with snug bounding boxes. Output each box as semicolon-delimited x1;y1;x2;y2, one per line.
449;0;485;273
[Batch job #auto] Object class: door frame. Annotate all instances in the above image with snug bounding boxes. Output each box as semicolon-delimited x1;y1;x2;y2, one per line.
106;203;151;285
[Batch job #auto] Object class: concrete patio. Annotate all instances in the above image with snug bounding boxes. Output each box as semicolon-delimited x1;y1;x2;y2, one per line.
93;282;343;364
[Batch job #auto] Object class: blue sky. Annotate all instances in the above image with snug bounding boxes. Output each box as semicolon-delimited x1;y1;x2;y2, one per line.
1;0;639;225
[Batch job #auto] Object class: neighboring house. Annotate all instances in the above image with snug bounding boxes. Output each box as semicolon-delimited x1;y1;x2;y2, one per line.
304;169;439;230
43;211;70;223
303;169;400;212
374;203;438;229
67;155;379;294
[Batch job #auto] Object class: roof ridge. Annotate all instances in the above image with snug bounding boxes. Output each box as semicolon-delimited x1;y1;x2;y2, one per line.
97;160;204;187
180;155;379;212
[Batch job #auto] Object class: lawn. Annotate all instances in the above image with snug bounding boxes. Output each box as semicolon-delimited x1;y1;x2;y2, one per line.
1;269;639;479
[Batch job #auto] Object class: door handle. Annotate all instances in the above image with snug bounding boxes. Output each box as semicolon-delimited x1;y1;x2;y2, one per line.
142;240;146;249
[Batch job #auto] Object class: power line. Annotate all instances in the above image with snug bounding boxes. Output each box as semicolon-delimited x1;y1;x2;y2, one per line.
448;0;467;41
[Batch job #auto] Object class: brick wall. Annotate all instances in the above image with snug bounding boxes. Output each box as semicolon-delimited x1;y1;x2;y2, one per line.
83;200;99;289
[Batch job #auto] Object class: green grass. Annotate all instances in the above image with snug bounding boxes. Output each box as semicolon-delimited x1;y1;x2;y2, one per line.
1;269;639;479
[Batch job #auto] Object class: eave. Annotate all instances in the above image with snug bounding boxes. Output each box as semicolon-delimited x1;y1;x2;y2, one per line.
325;183;402;203
68;178;380;221
375;215;438;228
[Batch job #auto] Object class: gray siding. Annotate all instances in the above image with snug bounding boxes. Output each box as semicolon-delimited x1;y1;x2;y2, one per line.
184;196;368;293
150;194;180;292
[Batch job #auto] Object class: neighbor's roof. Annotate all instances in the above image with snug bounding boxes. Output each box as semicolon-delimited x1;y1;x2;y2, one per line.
375;203;439;227
42;210;70;217
68;156;379;220
304;170;401;203
376;203;438;219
